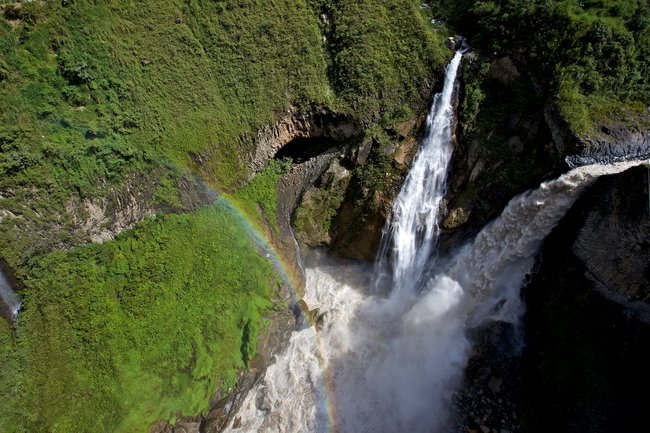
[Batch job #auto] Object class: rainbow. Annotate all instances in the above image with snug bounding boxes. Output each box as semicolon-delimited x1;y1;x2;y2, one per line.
212;192;339;432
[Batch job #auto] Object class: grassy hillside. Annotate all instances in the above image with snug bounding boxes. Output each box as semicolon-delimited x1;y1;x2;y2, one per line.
0;1;450;432
0;203;277;433
439;0;650;136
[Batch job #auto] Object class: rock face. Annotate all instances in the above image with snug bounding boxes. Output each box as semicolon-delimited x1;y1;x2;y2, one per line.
199;305;296;433
276;148;343;288
453;166;650;433
515;165;650;432
150;109;362;433
244;107;361;175
572;166;650;317
294;159;351;247
295;116;425;261
566;125;650;167
65;173;159;244
446;50;650;433
0;168;216;271
442;55;563;251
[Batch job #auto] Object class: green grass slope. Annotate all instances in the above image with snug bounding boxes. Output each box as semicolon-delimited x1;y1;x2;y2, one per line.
0;203;277;433
0;1;450;432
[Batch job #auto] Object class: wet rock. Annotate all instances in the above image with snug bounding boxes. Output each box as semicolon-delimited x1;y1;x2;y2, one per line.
487;376;502;394
566;125;650;167
276;151;340;287
171;422;199;433
570;166;650;318
453;321;523;433
443;207;471;230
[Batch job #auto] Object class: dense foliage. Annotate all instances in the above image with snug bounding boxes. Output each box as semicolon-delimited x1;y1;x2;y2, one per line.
315;0;449;120
0;203;278;433
438;0;650;135
0;1;450;432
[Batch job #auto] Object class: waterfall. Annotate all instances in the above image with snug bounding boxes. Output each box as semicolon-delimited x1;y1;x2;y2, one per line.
223;45;644;432
374;49;463;294
447;160;644;328
0;270;21;320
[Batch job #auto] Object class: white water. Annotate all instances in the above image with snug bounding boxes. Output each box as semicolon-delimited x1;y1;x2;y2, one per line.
0;270;21;320
224;47;645;432
374;50;463;294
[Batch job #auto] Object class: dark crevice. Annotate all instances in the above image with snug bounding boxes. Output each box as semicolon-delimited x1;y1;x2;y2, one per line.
274;136;342;164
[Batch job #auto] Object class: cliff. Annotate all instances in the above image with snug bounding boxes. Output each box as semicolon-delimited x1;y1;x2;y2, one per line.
1;1;649;433
0;1;452;432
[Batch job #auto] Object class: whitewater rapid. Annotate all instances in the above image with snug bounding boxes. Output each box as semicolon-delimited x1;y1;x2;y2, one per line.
227;159;642;433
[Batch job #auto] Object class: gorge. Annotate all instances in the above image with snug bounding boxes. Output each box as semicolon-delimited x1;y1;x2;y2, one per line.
1;1;649;433
220;47;647;433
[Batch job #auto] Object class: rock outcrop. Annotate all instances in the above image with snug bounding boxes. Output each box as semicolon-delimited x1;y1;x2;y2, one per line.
448;51;650;433
566;125;650;168
0;169;217;265
297;116;425;261
515;164;650;432
276;148;343;288
243;107;361;175
572;166;650;317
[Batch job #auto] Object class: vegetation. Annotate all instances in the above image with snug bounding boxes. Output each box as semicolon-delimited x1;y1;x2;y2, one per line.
351;134;401;211
439;0;650;135
0;0;450;265
315;0;450;120
0;204;277;433
0;1;450;432
234;158;292;236
294;169;348;242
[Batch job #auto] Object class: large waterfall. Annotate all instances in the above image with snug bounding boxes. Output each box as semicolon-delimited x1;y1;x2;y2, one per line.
223;48;644;432
374;49;463;294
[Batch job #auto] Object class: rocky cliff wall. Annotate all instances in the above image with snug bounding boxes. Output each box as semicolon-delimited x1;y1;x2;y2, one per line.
517;165;650;432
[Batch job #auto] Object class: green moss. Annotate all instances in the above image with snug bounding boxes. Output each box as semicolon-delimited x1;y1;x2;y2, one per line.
347;129;402;214
234;159;292;236
295;182;347;241
0;204;276;433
